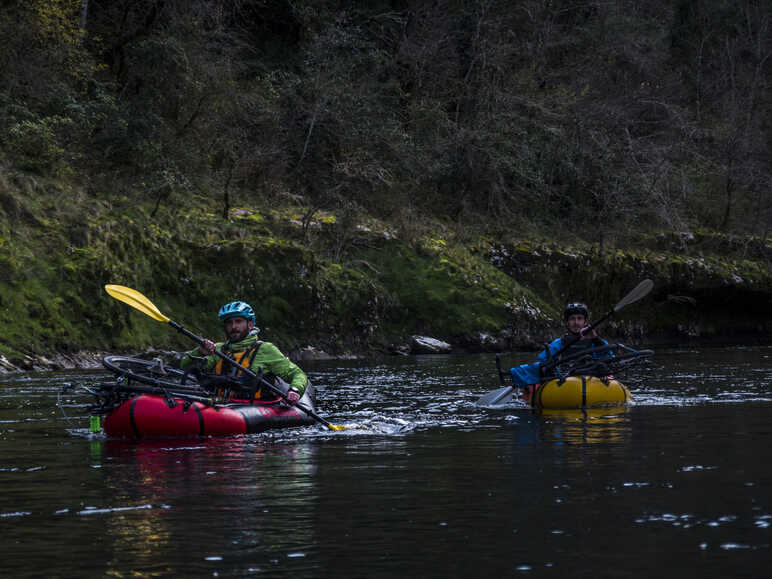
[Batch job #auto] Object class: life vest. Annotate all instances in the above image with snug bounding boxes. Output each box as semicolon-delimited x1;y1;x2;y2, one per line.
213;341;275;400
214;340;263;376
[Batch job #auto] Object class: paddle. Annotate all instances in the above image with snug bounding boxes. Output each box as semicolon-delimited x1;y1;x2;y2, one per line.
476;355;515;406
104;284;346;431
475;385;514;406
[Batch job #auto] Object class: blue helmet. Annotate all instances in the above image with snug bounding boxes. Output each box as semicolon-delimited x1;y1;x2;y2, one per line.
218;301;255;323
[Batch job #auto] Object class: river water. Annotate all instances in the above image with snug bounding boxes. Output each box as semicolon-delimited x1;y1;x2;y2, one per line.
1;345;771;577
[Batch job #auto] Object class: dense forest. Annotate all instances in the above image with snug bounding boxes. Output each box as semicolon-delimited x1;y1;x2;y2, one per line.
0;1;770;368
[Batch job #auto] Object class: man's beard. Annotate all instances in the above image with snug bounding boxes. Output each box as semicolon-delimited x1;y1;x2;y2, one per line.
228;329;248;342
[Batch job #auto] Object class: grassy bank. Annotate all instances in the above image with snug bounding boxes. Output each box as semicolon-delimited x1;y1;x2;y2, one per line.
0;174;769;371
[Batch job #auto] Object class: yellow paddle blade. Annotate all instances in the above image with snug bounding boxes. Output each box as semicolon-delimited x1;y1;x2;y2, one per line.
105;284;170;323
328;424;346;431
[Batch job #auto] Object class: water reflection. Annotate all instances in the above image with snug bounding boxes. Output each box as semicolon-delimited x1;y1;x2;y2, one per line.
535;406;632;445
83;437;320;574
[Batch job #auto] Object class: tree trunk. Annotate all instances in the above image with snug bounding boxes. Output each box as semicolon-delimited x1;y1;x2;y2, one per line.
80;0;89;30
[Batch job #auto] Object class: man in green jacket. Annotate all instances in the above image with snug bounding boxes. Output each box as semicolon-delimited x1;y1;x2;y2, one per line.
179;300;307;405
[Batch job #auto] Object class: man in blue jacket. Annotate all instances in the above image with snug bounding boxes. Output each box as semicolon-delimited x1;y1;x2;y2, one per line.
511;301;611;387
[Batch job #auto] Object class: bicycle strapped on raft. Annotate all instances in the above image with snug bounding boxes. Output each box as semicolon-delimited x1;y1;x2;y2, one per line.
82;355;276;415
539;343;654;385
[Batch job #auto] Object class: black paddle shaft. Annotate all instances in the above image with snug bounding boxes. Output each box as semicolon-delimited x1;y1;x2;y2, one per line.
495;354;508;386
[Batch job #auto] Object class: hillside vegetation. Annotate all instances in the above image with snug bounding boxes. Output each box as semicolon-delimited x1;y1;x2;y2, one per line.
0;1;769;368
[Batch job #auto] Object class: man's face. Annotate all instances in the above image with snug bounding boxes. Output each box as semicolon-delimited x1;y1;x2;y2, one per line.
224;317;252;342
566;313;587;334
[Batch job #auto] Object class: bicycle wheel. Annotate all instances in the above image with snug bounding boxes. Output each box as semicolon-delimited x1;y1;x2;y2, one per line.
102;356;202;390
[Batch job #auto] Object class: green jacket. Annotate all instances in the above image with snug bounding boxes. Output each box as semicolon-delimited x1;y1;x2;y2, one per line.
180;332;308;395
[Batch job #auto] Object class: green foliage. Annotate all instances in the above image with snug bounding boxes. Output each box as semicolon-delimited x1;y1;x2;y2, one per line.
7;115;74;174
3;0;766;237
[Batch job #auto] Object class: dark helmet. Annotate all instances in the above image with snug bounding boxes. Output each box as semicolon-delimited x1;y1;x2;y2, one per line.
218;301;255;323
563;302;589;321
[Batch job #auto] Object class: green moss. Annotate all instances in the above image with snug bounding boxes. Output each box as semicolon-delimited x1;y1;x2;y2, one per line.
0;171;768;361
363;240;534;338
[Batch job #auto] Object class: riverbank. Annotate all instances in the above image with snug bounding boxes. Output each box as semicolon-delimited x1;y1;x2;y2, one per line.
4;329;770;375
0;185;769;372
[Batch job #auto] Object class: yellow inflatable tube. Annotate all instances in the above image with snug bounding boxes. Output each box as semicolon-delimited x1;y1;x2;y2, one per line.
531;375;632;409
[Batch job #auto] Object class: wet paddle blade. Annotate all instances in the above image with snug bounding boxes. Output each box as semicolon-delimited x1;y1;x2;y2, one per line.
476;386;514;406
614;279;653;312
328;424;347;431
105;284;170;323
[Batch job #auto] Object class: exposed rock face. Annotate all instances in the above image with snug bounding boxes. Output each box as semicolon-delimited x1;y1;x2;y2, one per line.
410;335;452;354
388;343;411;356
0;351;109;373
453;331;512;353
486;239;772;345
292;346;336;361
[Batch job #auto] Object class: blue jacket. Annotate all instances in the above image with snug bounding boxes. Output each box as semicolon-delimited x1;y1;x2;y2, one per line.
510;335;612;387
